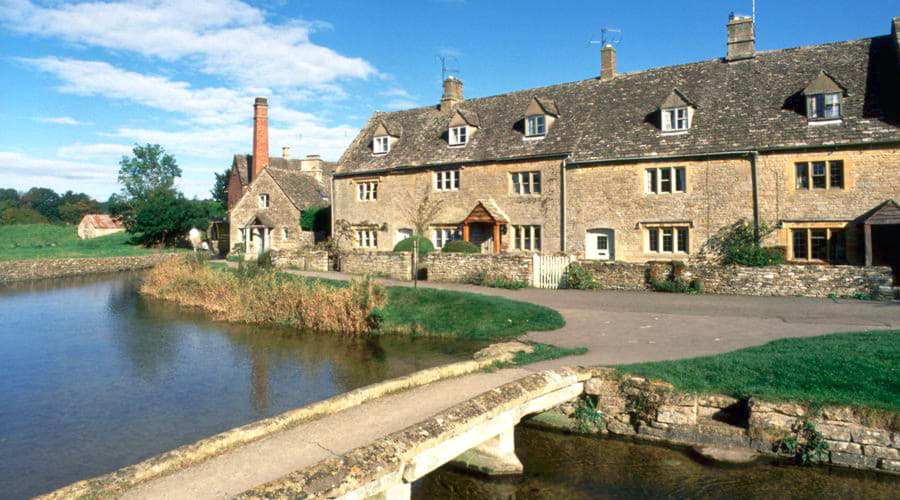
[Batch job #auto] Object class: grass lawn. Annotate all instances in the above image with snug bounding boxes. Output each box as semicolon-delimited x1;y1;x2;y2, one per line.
615;330;900;412
0;224;170;261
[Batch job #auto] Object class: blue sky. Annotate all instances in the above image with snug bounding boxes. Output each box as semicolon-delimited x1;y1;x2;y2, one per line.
1;0;897;200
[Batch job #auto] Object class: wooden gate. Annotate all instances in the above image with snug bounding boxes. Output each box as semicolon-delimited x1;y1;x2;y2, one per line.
532;254;575;289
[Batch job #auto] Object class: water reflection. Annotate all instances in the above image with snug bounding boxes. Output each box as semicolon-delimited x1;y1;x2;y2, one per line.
0;272;481;498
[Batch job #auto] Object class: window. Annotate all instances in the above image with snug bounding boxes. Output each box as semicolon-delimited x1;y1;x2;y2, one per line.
808;93;841;119
258;194;269;208
355;229;378;249
646;167;686;194
433;227;462;249
356;181;378;201
449;126;467;146
282;228;289;240
794;161;844;190
373;136;390;154
662;107;689;131
525;115;546;137
647;226;689;254
791;228;846;263
513;225;541;251
511;171;541;194
434;170;460;191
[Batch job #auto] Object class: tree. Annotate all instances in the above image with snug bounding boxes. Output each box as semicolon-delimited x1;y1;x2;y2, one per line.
1;207;48;225
118;144;182;201
20;187;60;221
105;193;131;218
130;189;196;246
0;188;19;207
399;183;444;235
211;168;231;209
58;191;99;224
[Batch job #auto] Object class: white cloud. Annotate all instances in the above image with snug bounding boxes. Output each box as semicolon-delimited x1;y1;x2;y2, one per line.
1;0;377;89
0;151;120;198
34;116;92;126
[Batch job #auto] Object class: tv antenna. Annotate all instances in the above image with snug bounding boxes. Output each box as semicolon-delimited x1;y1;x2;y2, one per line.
437;55;460;81
590;28;622;48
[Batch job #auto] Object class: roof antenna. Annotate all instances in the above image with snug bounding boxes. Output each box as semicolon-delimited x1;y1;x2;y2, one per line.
437;55;460;81
590;28;623;48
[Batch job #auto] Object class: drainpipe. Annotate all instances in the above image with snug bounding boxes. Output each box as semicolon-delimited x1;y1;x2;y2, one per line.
750;151;760;242
330;174;336;242
560;155;569;253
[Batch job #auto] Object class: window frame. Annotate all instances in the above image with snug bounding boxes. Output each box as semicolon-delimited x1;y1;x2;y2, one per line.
282;227;289;240
662;106;690;132
807;92;842;120
258;193;269;208
373;135;390;154
356;180;379;202
434;169;460;192
355;228;378;249
790;227;846;263
512;225;542;252
794;160;845;191
645;167;686;194
646;226;690;254
433;227;462;249
511;171;542;195
525;115;547;137
449;126;468;146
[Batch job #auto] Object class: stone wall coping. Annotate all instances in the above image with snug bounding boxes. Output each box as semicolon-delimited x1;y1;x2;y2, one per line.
0;253;180;284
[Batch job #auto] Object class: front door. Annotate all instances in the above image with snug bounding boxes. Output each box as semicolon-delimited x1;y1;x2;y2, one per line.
586;229;614;260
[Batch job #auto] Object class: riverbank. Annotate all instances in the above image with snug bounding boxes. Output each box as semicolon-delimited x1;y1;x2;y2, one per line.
0;224;174;261
0;253;178;284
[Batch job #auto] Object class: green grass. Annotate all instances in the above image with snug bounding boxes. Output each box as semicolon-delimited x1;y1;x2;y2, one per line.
615;330;900;412
487;343;588;370
0;223;178;261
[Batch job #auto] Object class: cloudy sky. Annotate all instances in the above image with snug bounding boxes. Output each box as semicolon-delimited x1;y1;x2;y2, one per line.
0;0;894;200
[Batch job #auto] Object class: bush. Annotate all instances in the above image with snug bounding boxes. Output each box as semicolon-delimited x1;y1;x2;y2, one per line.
707;219;784;267
0;207;49;225
300;206;330;232
647;261;702;294
393;235;434;259
466;270;529;289
441;240;479;253
565;263;599;290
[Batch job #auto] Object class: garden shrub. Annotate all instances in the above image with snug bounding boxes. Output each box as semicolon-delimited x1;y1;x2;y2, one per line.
466;270;528;289
565;262;599;290
647;261;702;294
300;206;330;232
441;240;479;253
392;235;434;259
707;219;784;266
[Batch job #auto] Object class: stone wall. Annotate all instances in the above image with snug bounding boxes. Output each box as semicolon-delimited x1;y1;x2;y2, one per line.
0;254;177;284
340;251;413;280
270;249;330;272
577;260;893;298
425;253;533;285
540;369;899;475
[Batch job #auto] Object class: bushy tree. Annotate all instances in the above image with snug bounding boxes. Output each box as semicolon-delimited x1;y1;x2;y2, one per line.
0;188;19;207
441;240;479;253
118;144;182;201
58;191;99;224
20;187;60;221
705;219;784;267
1;207;48;225
300;206;330;232
211;168;231;209
130;189;196;246
393;235;434;259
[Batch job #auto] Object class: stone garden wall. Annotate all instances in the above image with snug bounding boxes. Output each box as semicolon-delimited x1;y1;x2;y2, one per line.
577;260;893;298
340;251;413;281
425;254;533;285
540;368;899;475
0;254;178;284
270;249;330;272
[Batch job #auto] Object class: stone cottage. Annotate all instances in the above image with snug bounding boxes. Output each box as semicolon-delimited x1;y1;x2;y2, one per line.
227;97;333;257
332;14;900;279
77;214;124;239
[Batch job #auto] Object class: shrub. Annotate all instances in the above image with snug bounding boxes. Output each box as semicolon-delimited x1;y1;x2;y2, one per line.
300;206;330;232
707;219;785;267
392;235;434;259
256;250;274;269
1;207;49;225
565;263;599;290
467;270;528;289
647;261;702;294
441;239;479;253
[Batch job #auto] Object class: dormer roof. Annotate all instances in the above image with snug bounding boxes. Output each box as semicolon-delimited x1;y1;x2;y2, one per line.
802;71;847;96
373;118;401;137
449;109;480;128
524;97;560;118
660;88;696;109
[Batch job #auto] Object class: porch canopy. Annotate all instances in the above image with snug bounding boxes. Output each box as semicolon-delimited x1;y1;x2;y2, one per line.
462;199;509;254
862;199;900;267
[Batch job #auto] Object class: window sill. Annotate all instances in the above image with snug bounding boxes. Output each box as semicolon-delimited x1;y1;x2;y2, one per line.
372;152;389;156
807;119;842;126
433;189;460;193
523;135;546;141
448;144;467;148
661;130;689;136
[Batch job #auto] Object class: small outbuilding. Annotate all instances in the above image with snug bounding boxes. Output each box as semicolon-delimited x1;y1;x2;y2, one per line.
77;214;125;239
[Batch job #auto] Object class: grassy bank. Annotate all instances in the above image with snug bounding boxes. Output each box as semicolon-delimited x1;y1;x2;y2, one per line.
615;330;900;412
0;224;164;261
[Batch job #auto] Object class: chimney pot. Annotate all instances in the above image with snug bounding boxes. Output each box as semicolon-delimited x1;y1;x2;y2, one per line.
601;44;617;80
282;146;290;160
726;14;755;61
440;77;463;111
251;97;269;180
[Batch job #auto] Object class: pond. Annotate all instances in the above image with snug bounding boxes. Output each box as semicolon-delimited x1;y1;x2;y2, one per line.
414;426;900;499
0;272;481;499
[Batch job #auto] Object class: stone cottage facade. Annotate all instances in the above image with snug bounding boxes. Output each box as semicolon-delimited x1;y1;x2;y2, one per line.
332;14;900;279
77;214;124;239
227;97;332;257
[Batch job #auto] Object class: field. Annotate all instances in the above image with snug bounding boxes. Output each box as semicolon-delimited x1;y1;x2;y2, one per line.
0;224;162;261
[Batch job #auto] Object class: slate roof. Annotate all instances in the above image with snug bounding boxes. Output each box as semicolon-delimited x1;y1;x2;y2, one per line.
231;155;335;185
337;34;900;175
265;166;330;209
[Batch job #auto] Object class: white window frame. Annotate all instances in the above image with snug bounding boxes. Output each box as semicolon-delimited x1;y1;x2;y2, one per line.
373;136;390;154
525;115;546;137
512;225;542;252
645;167;686;194
511;171;542;195
356;181;378;201
646;226;690;254
449;126;468;146
808;93;842;120
258;193;269;208
434;170;460;192
662;107;690;132
355;229;378;249
433;227;462;249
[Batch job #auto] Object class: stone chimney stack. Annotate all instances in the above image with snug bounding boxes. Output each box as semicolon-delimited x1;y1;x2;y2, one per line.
282;146;290;160
601;44;617;80
726;13;755;61
301;154;324;183
251;97;269;180
440;76;463;111
892;17;900;71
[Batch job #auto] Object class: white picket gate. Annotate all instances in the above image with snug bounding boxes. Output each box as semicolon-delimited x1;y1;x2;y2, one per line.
531;254;576;289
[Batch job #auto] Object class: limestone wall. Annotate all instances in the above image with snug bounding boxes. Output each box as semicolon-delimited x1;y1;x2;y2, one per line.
270;249;330;272
577;260;892;298
340;251;413;280
425;253;533;285
0;254;178;284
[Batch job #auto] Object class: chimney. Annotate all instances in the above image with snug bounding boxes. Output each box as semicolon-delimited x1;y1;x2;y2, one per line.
892;17;900;71
601;44;617;80
282;146;290;160
301;154;323;183
251;97;269;180
440;76;463;111
726;13;755;61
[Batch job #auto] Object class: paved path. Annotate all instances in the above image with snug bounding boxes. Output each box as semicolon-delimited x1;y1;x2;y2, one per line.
294;270;900;368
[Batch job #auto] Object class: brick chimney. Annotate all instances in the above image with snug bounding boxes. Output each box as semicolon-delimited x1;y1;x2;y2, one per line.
601;44;617;80
251;97;269;180
440;76;463;111
726;13;755;61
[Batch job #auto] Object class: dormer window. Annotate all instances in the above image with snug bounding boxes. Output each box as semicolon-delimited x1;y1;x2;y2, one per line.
258;194;269;208
449;126;467;146
808;93;841;120
373;136;390;154
659;89;694;133
525;115;546;137
802;71;845;123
